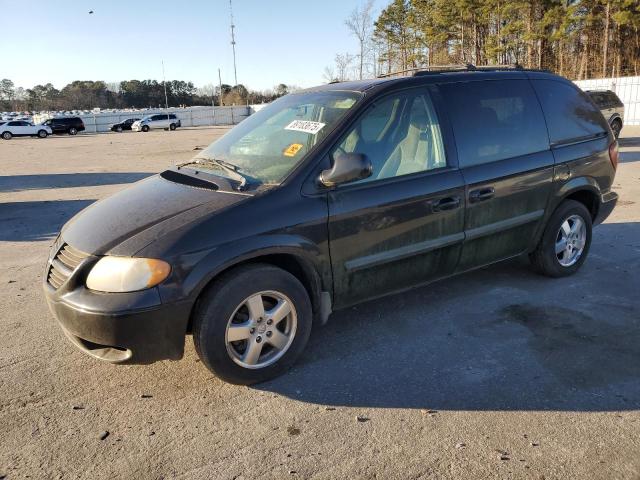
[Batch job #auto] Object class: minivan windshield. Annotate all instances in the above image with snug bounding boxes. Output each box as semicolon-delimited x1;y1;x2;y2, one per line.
189;91;362;185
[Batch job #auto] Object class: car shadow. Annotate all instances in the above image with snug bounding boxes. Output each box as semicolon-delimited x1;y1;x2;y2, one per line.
0;172;152;193
256;222;640;412
0;199;96;241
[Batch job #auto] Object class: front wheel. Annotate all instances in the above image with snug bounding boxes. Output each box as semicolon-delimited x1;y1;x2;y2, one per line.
530;200;592;277
69;127;78;135
141;125;149;132
37;129;48;138
2;131;12;140
116;126;123;133
193;264;312;385
169;123;176;131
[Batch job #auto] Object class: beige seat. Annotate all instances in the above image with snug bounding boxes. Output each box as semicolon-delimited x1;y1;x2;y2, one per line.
377;96;443;179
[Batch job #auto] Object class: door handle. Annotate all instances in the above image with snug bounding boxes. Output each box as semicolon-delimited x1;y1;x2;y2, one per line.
469;187;495;203
431;196;461;212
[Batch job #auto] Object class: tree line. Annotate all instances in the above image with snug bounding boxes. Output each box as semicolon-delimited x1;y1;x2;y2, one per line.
0;79;292;112
328;0;640;81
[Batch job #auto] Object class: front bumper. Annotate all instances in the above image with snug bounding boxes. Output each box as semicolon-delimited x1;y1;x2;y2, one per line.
595;190;618;226
43;246;192;364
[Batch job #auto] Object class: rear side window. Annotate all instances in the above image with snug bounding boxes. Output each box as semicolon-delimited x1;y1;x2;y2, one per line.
440;80;549;167
604;91;623;107
532;80;608;144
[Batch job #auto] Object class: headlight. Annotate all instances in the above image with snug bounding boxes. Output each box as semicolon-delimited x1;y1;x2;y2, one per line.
86;257;171;292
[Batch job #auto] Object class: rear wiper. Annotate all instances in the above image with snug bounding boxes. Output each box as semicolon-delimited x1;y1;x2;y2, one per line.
178;158;248;190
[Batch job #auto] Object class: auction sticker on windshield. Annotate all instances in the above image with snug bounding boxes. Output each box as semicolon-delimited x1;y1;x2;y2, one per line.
283;143;304;157
284;120;326;135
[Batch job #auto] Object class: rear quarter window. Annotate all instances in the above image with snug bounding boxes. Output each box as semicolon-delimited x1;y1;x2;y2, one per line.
532;80;608;144
440;79;549;167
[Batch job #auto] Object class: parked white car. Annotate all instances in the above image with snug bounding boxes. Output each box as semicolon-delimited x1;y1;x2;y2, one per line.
1;120;52;140
131;113;181;132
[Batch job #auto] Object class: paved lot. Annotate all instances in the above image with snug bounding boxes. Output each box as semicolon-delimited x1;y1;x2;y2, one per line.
1;126;639;479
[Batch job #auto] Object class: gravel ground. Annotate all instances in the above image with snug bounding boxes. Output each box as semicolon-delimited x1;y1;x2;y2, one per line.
1;126;639;480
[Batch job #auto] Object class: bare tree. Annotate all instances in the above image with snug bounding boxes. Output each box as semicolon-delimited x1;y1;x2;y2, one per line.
334;53;356;81
322;65;337;83
345;0;375;80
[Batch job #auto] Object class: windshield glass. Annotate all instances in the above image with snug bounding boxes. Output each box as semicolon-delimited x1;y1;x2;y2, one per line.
190;91;361;185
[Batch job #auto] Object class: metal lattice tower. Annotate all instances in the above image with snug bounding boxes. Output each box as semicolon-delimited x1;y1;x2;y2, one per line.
229;0;238;86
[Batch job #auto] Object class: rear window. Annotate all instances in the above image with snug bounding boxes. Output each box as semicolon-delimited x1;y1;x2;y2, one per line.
440;79;549;167
533;80;608;144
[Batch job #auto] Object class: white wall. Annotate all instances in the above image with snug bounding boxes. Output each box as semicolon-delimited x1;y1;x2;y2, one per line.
33;105;252;133
574;76;640;125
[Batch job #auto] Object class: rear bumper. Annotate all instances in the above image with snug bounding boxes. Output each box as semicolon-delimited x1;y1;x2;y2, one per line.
595;191;618;226
44;285;191;364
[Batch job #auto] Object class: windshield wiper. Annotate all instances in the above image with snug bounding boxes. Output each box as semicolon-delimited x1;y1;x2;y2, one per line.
177;158;248;190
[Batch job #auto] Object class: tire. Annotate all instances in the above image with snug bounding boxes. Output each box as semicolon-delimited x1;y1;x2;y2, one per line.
529;199;592;277
141;125;149;132
116;126;123;133
37;129;48;138
169;123;176;131
69;127;78;135
2;131;12;140
193;264;313;385
611;119;622;139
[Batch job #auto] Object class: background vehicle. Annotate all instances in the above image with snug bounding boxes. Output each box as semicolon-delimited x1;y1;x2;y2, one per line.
132;114;181;132
42;117;85;135
1;120;52;139
44;68;618;385
586;89;624;138
110;118;141;132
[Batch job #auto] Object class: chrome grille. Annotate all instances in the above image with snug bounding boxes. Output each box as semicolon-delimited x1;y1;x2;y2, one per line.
47;243;88;289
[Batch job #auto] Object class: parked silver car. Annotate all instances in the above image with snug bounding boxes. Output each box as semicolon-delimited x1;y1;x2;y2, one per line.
587;90;624;138
132;113;181;132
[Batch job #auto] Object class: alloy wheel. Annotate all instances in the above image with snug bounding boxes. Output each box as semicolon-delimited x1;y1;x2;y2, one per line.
555;214;587;267
225;290;297;369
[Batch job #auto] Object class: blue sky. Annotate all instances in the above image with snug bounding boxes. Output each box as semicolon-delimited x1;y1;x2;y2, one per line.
3;0;384;91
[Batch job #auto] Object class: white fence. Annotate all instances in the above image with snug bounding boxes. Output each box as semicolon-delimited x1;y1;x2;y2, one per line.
33;105;253;133
574;76;640;125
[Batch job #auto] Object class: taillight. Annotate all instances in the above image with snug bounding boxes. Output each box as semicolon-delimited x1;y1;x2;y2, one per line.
608;141;619;170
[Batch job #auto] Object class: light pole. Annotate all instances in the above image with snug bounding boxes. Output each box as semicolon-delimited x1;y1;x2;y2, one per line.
162;60;169;112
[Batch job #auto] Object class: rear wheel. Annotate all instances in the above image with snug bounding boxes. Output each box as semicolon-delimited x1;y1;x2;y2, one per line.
69;127;78;135
141;125;149;132
611;118;622;139
2;131;12;140
37;129;48;138
530;200;592;277
193;264;312;385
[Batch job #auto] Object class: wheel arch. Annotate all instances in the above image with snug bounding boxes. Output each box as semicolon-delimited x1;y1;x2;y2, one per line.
608;113;622;125
553;176;602;220
184;246;330;334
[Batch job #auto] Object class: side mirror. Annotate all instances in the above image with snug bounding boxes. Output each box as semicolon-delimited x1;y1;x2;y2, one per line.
319;152;372;187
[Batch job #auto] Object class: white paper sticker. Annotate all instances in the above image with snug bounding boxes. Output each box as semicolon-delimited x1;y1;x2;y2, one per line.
284;120;326;135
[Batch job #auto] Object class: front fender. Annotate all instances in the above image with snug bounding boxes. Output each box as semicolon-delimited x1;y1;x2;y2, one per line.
158;234;330;305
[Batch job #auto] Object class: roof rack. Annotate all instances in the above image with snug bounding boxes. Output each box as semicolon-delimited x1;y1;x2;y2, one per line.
377;63;524;79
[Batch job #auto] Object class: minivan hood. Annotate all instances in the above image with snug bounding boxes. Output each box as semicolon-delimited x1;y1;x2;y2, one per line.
61;173;247;256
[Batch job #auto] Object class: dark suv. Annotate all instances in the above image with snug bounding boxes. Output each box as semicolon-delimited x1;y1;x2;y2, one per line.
43;68;618;384
586;90;624;138
43;116;86;135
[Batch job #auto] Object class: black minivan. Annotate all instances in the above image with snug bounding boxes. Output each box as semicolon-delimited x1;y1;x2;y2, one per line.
43;68;618;384
43;116;86;135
